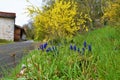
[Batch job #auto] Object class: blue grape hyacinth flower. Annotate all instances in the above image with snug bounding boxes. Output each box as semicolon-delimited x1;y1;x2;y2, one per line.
73;45;76;51
81;48;85;55
43;43;48;49
77;48;80;53
38;42;48;51
46;47;51;52
46;49;49;52
83;41;87;48
70;44;73;50
88;45;92;52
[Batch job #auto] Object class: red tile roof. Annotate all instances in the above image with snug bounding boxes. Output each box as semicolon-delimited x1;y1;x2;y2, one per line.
0;11;16;18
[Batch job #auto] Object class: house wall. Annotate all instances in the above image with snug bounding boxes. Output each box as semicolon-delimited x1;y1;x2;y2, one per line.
0;17;15;41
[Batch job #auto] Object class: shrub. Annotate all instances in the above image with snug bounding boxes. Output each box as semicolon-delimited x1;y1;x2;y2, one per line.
102;0;120;26
33;0;91;41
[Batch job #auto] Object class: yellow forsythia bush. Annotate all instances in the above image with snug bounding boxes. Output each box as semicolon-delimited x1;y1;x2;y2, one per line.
33;0;91;41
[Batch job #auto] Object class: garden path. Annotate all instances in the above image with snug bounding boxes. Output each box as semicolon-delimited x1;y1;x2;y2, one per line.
0;40;35;78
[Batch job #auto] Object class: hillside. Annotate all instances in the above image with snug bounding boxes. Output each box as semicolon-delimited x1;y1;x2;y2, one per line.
3;26;120;80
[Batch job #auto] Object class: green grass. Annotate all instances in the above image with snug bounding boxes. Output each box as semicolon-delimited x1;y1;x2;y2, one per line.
0;39;12;45
73;26;120;79
2;26;120;80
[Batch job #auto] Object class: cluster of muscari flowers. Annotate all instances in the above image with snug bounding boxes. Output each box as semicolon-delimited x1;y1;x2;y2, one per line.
38;41;92;56
46;46;57;52
38;43;48;51
38;42;58;53
70;41;92;55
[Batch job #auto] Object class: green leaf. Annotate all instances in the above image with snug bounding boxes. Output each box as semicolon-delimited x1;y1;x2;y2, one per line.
17;78;26;80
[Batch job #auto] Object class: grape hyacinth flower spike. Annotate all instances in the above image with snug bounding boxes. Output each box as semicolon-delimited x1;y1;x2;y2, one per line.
43;42;48;49
88;45;92;52
73;45;76;51
46;47;51;52
81;48;85;55
83;41;87;48
77;48;80;53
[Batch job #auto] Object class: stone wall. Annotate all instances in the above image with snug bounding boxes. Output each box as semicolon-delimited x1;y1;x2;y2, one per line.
0;17;15;41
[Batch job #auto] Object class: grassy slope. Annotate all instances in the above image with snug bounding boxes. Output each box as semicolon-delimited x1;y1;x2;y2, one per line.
73;26;120;79
0;39;13;45
3;26;120;80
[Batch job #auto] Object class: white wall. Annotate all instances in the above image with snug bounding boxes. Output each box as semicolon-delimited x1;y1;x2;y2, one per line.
0;17;15;41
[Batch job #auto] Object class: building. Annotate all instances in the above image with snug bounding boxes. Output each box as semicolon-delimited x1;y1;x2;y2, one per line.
14;25;26;41
0;11;26;41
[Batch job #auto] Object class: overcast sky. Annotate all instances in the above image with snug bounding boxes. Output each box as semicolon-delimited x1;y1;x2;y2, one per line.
0;0;42;26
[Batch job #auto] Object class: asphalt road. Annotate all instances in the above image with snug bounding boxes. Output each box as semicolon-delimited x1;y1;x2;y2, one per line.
0;41;35;78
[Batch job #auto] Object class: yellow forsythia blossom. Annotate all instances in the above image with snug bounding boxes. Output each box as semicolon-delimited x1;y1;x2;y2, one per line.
33;0;91;41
